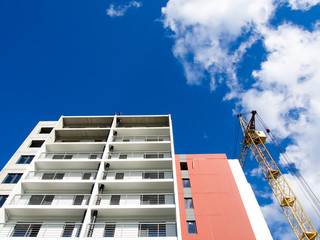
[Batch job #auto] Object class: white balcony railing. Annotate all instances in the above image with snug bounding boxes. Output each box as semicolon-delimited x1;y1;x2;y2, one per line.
0;223;82;238
101;170;173;180
39;152;103;160
25;171;97;181
94;194;174;206
113;136;170;142
108;151;171;159
86;222;176;238
10;194;91;206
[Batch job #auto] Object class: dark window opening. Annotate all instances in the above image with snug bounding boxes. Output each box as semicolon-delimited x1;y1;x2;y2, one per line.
12;224;42;237
53;155;64;159
29;140;45;148
39;127;53;134
73;195;84;205
89;154;98;159
3;173;22;184
115;173;124;180
110;195;120;205
119;154;127;159
17;155;34;164
0;195;8;207
82;173;92;180
180;162;188;170
143;172;164;179
42;173;65;180
144;153;164;159
28;195;54;205
187;221;197;234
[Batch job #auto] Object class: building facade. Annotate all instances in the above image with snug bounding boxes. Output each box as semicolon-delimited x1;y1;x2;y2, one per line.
0;115;272;239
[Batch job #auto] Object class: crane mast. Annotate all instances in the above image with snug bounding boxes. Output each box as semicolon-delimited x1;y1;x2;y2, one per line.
238;111;319;240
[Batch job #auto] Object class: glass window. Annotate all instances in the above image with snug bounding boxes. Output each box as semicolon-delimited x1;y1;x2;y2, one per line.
139;223;166;237
29;140;44;148
187;221;197;234
73;195;84;205
0;195;8;207
17;155;34;164
104;223;116;237
28;195;54;205
115;172;124;180
141;195;165;205
143;172;164;179
52;155;64;159
184;198;194;209
42;173;55;180
119;154;127;159
182;179;190;188
110;195;120;205
89;154;98;159
82;173;92;180
12;223;41;237
64;155;73;159
62;223;75;237
3;173;22;184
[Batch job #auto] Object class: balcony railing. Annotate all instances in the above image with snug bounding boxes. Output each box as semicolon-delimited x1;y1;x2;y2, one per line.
94;194;174;206
113;136;170;142
26;171;97;181
39;152;103;160
0;223;82;238
108;151;171;159
10;194;91;206
86;222;176;238
101;170;173;180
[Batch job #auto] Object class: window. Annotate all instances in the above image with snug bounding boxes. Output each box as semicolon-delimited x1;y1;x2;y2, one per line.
143;172;164;179
3;173;22;184
184;198;194;209
17;155;34;164
141;195;165;205
104;223;116;237
119;154;127;159
53;154;73;159
0;195;8;207
115;172;124;180
62;223;75;237
180;162;188;170
28;195;54;205
29;140;45;148
110;195;120;205
144;153;164;159
123;138;130;142
182;179;190;188
42;173;65;180
12;223;42;237
82;173;92;180
39;127;53;134
187;221;197;234
139;223;166;237
89;154;98;159
73;195;84;205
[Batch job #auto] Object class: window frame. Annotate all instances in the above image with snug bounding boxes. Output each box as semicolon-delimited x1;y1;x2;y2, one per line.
17;155;34;164
3;173;23;184
187;221;197;234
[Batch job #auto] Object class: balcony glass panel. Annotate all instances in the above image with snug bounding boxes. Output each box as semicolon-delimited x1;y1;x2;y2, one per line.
102;170;173;180
0;223;82;238
95;194;174;206
86;222;176;238
113;136;170;142
40;152;103;160
10;194;91;206
26;171;97;181
108;152;171;159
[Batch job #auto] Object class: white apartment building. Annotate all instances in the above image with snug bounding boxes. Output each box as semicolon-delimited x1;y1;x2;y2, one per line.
0;115;181;239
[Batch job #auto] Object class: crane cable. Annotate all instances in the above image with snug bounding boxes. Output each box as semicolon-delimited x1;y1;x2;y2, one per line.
256;114;320;219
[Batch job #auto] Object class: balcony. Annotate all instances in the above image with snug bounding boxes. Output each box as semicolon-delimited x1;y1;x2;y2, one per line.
10;194;91;206
39;152;103;160
0;223;82;238
102;170;173;181
55;129;109;143
116;116;169;128
86;222;176;238
113;135;170;142
108;151;171;160
25;171;97;181
94;194;174;206
63;116;113;128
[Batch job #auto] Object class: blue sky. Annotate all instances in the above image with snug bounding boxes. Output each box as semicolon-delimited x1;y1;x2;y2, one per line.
1;0;320;239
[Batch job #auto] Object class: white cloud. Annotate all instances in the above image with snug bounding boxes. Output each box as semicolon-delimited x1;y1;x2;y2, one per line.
287;0;320;10
106;1;141;18
162;0;320;237
162;0;274;88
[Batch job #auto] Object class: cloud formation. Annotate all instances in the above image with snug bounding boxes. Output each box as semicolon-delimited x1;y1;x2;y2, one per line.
162;0;320;237
106;1;141;18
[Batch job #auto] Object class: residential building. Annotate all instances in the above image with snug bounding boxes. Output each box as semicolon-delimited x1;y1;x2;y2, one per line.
0;114;272;239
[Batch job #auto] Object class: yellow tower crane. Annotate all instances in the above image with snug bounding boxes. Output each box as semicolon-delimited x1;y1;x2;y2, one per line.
238;110;319;240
